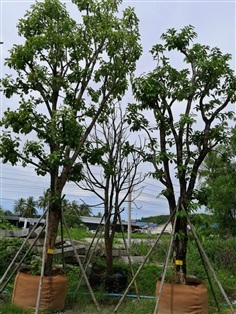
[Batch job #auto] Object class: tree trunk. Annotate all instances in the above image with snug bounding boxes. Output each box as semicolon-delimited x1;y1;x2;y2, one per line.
173;214;188;284
104;220;113;276
44;204;61;276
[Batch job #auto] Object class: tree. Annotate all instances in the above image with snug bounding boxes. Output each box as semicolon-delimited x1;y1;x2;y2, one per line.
3;210;14;216
13;197;38;217
38;189;50;212
0;0;142;276
13;198;26;216
77;105;145;276
76;203;92;217
23;196;38;218
197;131;236;236
128;25;236;284
62;199;91;216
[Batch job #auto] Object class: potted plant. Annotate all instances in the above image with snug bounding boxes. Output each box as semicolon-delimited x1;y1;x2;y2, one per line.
12;260;67;312
0;0;141;310
128;25;236;312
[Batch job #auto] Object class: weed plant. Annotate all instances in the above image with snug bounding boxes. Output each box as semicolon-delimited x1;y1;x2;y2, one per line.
61;225;91;240
0;238;33;276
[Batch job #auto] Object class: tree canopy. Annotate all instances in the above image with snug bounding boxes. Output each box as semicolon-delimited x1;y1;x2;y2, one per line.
128;25;236;214
0;0;142;182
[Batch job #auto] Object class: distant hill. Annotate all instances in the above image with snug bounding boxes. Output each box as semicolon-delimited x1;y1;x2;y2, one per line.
139;213;213;225
138;215;169;224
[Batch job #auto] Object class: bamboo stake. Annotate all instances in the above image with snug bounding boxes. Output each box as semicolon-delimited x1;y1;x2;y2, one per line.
113;209;176;313
84;213;106;256
35;208;49;314
60;216;65;270
187;219;220;311
118;213;140;298
196;244;220;311
153;212;177;314
185;209;235;314
61;211;101;313
0;209;48;285
76;213;107;292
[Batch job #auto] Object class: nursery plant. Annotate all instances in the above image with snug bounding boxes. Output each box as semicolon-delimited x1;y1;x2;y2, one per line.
0;0;141;278
128;25;236;285
77;105;145;277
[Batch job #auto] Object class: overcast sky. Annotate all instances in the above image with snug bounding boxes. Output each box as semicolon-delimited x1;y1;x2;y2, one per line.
0;0;235;220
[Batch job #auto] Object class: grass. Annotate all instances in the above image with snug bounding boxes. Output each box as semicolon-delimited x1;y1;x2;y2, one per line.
0;296;234;314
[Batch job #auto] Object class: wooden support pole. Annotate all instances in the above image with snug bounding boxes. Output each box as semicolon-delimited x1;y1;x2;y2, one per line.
76;213;107;292
154;212;177;314
61;211;101;313
35;208;49;314
0;223;46;294
184;208;235;314
0;209;47;286
118;213;140;298
113;209;176;313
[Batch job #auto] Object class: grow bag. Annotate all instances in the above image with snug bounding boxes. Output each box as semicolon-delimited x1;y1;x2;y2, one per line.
156;277;208;314
12;269;67;311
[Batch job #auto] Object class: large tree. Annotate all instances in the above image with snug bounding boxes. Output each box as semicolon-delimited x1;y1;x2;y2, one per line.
0;0;141;275
127;25;236;284
77;105;145;276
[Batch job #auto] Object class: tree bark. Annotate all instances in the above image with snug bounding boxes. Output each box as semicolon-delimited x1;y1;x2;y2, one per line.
44;204;61;276
173;214;188;284
104;217;114;276
44;169;62;276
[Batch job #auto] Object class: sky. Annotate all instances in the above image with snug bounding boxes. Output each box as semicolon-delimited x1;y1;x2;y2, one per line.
0;0;235;220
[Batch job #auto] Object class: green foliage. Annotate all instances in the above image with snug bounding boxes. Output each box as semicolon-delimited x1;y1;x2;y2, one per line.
139;215;169;224
63;213;81;228
0;238;33;276
0;0;142;180
0;216;16;230
130;263;163;295
62;200;92;217
13;197;38;217
129;237;170;265
61;225;90;240
0;300;33;314
3;210;14;216
30;258;42;276
197;135;236;236
187;236;236;309
203;238;236;275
